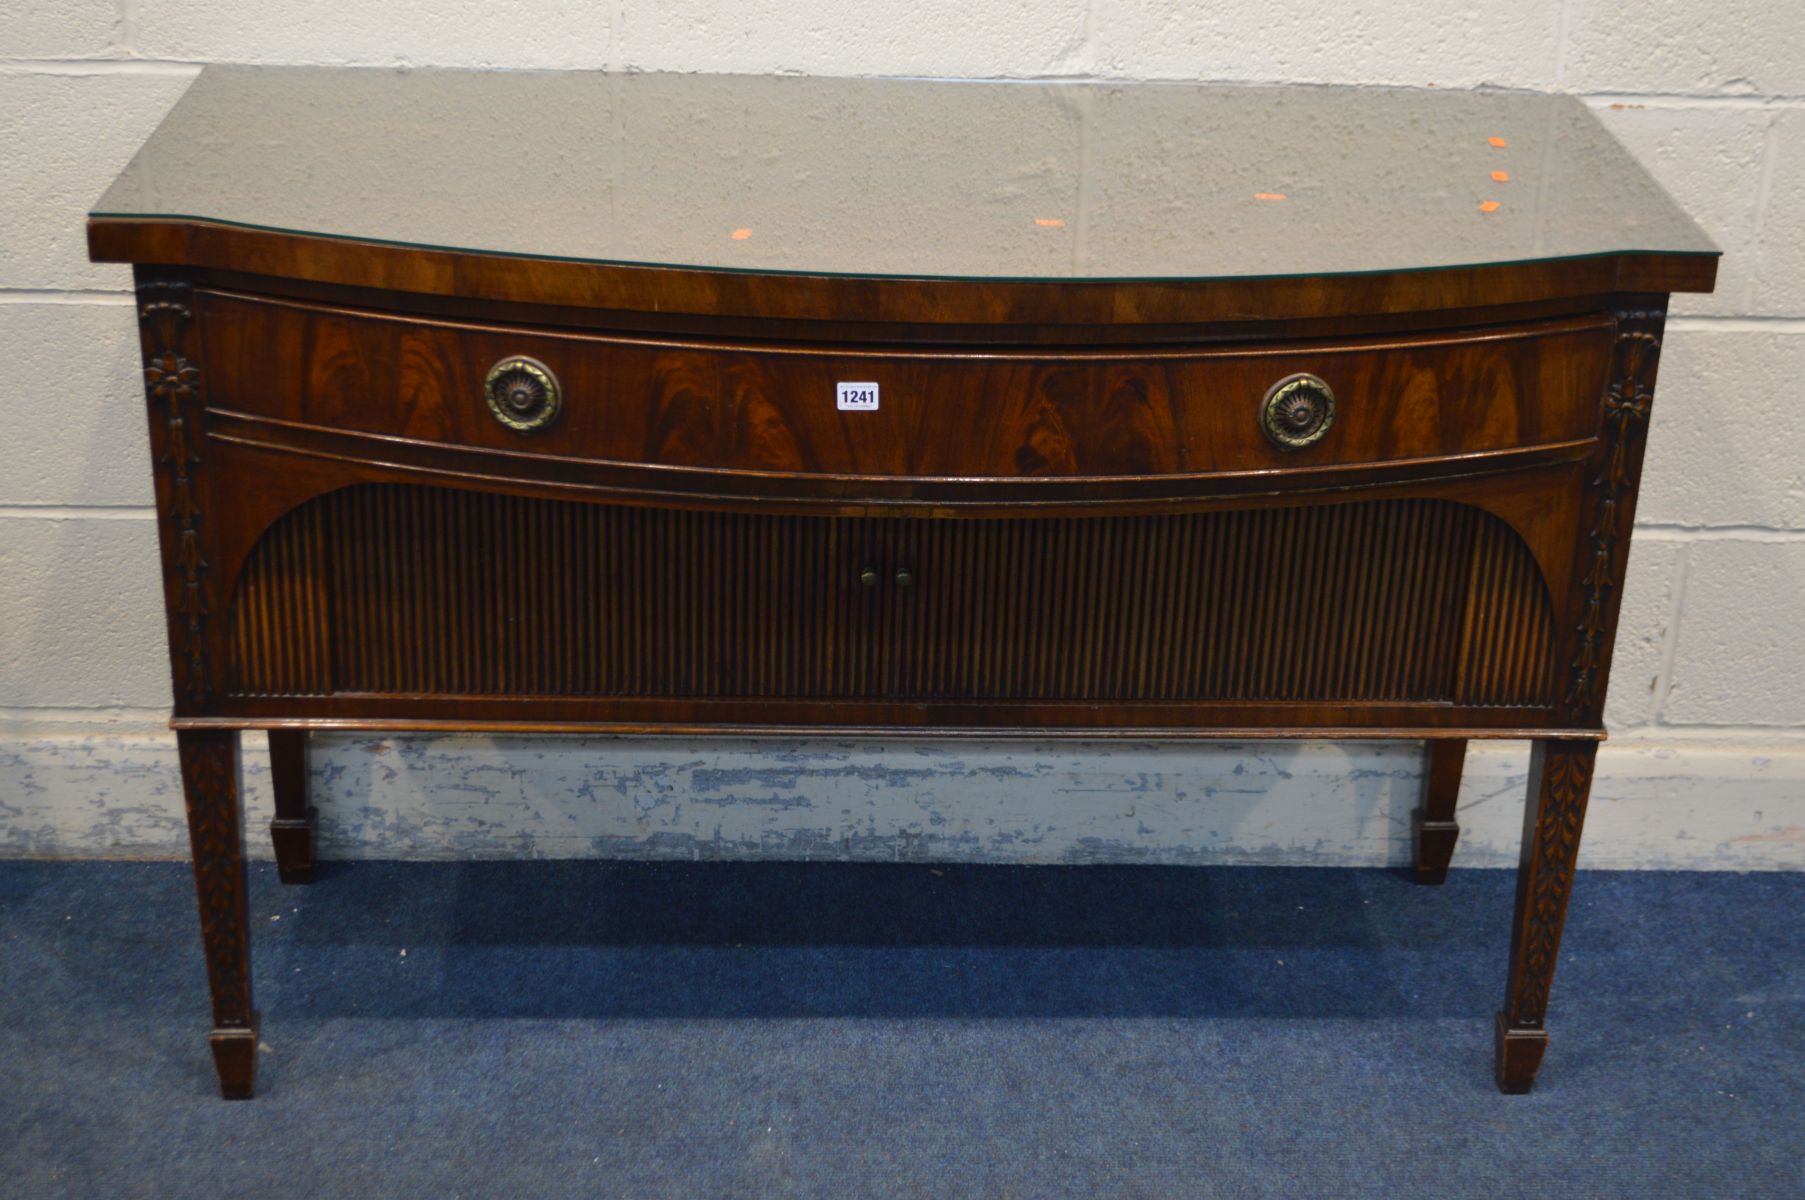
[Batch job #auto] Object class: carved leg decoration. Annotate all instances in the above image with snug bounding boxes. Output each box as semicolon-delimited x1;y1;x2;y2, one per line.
1414;739;1467;884
1496;738;1596;1094
268;730;316;883
178;729;259;1099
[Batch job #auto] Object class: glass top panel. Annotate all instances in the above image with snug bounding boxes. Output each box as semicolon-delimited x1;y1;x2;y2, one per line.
94;67;1717;282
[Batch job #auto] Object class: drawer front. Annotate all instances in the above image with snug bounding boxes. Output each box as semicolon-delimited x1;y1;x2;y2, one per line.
201;291;1613;481
229;483;1555;711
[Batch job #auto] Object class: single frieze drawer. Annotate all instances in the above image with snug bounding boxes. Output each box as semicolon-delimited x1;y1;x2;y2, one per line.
198;290;1615;482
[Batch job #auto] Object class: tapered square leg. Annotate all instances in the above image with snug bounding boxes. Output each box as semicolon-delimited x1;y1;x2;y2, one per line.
268;729;316;884
1495;1015;1549;1094
1495;738;1597;1095
1414;739;1467;884
178;728;259;1099
209;1019;261;1100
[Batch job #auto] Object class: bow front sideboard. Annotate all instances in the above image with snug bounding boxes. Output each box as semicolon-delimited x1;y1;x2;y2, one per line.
88;68;1718;1098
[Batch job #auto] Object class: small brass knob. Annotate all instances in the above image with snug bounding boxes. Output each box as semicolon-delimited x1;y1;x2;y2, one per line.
894;567;914;588
859;567;880;588
485;355;562;433
1260;373;1335;450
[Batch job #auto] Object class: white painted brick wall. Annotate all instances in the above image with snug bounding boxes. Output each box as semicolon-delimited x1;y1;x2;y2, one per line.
1563;0;1805;95
1639;331;1805;528
0;303;153;506
1665;540;1805;726
128;1;616;69
1751;109;1805;315
0;517;168;709
1088;1;1566;89
2;0;1802;868
0;71;196;292
620;0;1094;78
1602;537;1683;729
1;3;120;60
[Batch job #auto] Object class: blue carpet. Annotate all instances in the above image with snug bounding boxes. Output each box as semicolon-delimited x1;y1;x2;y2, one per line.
0;860;1800;1198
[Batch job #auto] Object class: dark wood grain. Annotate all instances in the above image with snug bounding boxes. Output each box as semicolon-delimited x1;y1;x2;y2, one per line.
1557;308;1667;727
175;715;1602;741
136;273;216;708
177;263;1644;349
197;289;1614;482
227;485;1557;713
176;728;256;1099
267;729;314;883
202;407;1600;515
89;217;1716;328
1415;739;1469;884
1497;737;1597;1093
100;143;1711;1099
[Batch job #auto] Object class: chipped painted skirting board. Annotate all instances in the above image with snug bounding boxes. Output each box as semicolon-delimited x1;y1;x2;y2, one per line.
4;729;1802;869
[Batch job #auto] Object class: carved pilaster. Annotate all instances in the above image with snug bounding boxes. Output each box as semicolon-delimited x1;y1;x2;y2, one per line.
1559;307;1666;724
136;275;212;705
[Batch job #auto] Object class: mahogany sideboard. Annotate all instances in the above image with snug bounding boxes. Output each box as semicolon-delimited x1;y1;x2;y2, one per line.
88;68;1718;1098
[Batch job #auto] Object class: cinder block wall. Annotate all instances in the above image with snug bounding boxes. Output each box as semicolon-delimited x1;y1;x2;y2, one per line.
4;2;1802;868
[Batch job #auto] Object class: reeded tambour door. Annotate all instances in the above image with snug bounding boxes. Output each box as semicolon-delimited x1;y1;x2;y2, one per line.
862;500;1551;706
230;486;878;699
229;484;1554;710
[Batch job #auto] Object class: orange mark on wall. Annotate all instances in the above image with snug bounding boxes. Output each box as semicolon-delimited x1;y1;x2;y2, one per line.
730;228;752;240
1034;217;1065;227
1491;170;1511;183
1479;201;1502;213
1488;136;1508;148
1254;192;1287;201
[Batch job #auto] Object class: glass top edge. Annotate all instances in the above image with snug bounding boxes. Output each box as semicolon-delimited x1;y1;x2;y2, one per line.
86;209;1720;285
93;67;1721;283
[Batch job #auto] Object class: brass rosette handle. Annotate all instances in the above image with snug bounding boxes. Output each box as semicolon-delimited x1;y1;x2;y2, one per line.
485;355;563;433
1259;373;1336;450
